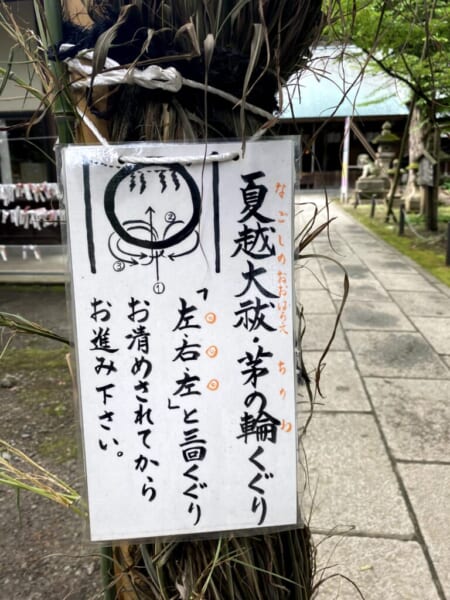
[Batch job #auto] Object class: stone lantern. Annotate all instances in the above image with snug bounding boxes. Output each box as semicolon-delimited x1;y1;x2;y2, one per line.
372;121;400;173
354;121;400;204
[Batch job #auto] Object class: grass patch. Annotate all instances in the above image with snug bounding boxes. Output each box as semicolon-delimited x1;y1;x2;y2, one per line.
0;284;65;293
342;202;450;287
1;346;76;463
38;437;78;463
0;346;69;372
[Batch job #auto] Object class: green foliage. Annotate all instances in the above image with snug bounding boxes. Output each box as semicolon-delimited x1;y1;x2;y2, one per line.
325;0;449;230
324;0;450;114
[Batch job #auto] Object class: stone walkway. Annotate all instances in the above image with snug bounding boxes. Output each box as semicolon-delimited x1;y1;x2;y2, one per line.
297;192;450;599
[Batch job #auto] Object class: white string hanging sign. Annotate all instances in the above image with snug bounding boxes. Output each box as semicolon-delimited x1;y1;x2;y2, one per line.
72;104;241;165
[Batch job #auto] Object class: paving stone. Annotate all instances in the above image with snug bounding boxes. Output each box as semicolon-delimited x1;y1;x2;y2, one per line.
374;272;437;292
347;281;391;302
336;220;374;232
297;258;323;273
436;283;450;298
390;291;450;317
372;259;416;272
296;215;332;234
295;258;321;275
347;241;389;254
296;260;328;290
346;331;449;378
301;315;347;351
352;248;397;262
300;351;370;412
339;300;414;331
313;535;440;600
295;271;328;294
321;263;372;281
347;231;393;244
299;290;336;314
365;378;450;461
301;414;413;536
345;265;375;281
318;265;361;284
399;463;450;595
312;242;351;256
360;255;416;273
321;270;354;294
337;226;372;236
443;355;450;369
318;250;364;265
410;317;450;355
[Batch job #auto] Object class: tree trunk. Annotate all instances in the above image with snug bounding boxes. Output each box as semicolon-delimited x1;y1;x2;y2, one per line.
425;123;440;232
409;104;439;230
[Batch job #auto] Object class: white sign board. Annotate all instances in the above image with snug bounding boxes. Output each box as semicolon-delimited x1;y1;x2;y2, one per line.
60;140;298;542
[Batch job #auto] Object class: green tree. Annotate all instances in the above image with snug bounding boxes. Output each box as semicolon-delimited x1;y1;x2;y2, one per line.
326;0;450;229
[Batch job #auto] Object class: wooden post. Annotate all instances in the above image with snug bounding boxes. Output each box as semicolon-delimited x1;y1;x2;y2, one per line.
446;222;450;267
428;127;440;232
370;194;376;218
399;204;405;235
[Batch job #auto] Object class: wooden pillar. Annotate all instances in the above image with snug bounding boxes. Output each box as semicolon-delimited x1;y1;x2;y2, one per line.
340;116;350;203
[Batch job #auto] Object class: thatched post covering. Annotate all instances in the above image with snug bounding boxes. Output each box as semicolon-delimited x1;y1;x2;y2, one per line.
60;1;323;141
62;0;109;143
57;2;324;598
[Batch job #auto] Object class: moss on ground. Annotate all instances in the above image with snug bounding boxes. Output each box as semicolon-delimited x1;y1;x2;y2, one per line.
1;346;77;463
1;346;68;371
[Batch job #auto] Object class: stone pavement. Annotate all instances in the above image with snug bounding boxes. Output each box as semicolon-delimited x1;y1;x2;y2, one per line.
0;244;65;284
297;191;450;599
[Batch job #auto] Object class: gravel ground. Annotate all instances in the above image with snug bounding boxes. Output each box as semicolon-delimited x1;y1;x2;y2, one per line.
0;284;103;600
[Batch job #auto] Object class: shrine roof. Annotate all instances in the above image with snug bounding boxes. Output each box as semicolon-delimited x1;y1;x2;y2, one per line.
281;46;410;120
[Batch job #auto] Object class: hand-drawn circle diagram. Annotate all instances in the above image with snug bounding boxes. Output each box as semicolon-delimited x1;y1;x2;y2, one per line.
103;162;202;288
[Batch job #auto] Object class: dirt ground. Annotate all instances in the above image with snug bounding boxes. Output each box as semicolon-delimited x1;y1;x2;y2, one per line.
0;284;103;600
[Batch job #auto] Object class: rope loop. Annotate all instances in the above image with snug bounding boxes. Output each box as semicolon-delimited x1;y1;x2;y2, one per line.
117;152;240;166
